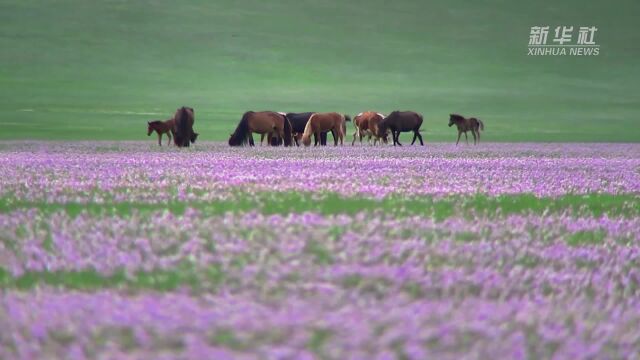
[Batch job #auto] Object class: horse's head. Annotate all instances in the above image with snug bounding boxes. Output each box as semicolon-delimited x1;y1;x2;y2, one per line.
380;130;390;144
147;122;153;136
449;114;461;127
302;134;312;147
344;114;351;122
228;132;245;146
190;132;199;144
377;118;389;135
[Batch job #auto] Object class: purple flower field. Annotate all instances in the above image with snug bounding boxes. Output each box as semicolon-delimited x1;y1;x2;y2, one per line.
1;142;639;359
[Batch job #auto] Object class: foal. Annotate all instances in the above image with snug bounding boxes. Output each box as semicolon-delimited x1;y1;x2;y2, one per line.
147;119;175;146
448;114;484;145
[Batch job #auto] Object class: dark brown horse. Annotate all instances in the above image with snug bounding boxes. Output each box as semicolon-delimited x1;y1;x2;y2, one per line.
228;111;292;147
449;114;484;145
173;106;196;147
301;112;349;146
147;119;175;146
352;112;388;146
377;111;424;146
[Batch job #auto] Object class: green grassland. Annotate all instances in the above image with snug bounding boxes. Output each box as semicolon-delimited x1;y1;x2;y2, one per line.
1;192;638;219
1;0;639;142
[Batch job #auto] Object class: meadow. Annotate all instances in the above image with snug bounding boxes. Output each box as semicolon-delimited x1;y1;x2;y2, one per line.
1;141;639;358
1;0;639;142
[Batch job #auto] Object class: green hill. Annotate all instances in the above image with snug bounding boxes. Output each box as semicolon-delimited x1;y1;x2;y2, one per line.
1;0;638;142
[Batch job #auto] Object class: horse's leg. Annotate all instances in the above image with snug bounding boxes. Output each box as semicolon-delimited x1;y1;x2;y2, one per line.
260;133;265;146
411;131;418;145
456;132;461;146
472;130;477;145
476;129;481;144
157;133;162;146
352;128;358;146
167;132;172;146
396;131;402;146
248;131;255;147
417;132;424;146
331;130;338;146
464;131;468;145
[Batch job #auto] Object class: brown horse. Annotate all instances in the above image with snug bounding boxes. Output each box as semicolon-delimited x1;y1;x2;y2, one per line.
449;114;484;145
352;112;388;146
377;111;424;146
301;112;349;147
173;106;196;147
228;111;292;147
147;119;175;146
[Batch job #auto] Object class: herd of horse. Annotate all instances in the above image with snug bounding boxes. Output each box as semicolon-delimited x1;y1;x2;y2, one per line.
147;108;485;148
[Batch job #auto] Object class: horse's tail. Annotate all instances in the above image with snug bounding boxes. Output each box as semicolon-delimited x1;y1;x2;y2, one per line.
229;111;253;146
341;114;348;138
282;114;293;147
477;119;484;131
301;114;315;146
416;113;424;131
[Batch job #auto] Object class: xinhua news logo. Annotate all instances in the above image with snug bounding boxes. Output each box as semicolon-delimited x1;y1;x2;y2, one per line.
528;26;599;56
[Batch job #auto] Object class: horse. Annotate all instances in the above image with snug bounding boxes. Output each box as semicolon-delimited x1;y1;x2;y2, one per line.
377;111;424;146
173;106;196;147
228;111;292;147
448;114;484;145
147;119;175;146
301;112;350;147
286;112;334;146
352;112;388;146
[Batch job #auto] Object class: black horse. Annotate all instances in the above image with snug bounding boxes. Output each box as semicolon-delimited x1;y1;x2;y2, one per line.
378;111;424;146
173;106;196;147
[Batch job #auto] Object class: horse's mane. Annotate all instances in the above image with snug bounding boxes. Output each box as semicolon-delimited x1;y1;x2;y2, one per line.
301;114;315;146
450;114;465;121
228;111;253;146
148;120;163;125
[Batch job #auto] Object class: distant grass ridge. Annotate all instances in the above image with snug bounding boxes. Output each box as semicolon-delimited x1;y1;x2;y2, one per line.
0;192;637;219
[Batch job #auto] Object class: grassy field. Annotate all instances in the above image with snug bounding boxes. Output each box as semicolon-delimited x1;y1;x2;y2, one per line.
1;0;639;142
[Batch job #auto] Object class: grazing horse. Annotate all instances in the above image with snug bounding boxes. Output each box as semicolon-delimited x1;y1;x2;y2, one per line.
449;114;484;145
228;111;292;147
352;112;388;146
286;112;337;146
147;119;175;146
173;106;196;147
377;111;424;146
301;112;349;147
